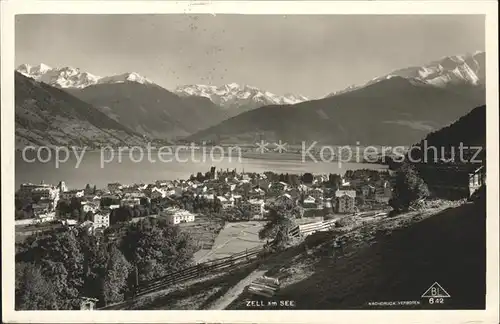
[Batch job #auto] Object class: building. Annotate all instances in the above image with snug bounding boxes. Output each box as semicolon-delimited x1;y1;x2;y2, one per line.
268;182;288;196
82;202;99;214
150;189;166;199
248;187;266;199
17;183;59;210
107;182;122;192
309;188;324;201
60;189;84;201
36;211;56;223
32;200;52;215
33;186;59;200
62;219;78;227
242;199;265;220
217;196;234;209
120;197;141;208
92;212;110;228
416;163;486;200
232;194;243;205
323;198;334;215
276;193;294;206
160;207;196;225
335;190;356;214
374;181;392;203
360;184;376;198
57;181;68;193
17;182;52;199
285;187;301;200
302;196;318;209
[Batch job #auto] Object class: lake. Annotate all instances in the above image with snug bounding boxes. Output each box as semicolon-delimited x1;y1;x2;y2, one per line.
15;150;387;190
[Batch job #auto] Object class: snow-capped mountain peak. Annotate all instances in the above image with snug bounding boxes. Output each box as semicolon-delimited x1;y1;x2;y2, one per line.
16;64;154;89
98;72;154;85
326;50;485;98
17;63;53;76
175;83;308;112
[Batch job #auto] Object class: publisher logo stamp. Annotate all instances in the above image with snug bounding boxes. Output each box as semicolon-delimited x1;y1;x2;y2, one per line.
421;282;451;305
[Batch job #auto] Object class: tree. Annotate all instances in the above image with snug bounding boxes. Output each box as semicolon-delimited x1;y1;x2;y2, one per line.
389;162;429;214
78;230;109;304
102;247;131;305
301;173;314;184
120;218;196;282
288;174;300;187
85;211;94;222
17;230;86;309
328;173;342;190
71;209;81;220
16;262;59;310
196;172;205;182
259;206;297;251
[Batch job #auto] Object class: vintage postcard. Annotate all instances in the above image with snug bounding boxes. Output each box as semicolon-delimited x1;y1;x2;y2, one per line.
1;1;499;323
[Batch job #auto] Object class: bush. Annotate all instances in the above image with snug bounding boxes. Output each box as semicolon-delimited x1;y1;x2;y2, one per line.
335;216;357;228
389;162;429;214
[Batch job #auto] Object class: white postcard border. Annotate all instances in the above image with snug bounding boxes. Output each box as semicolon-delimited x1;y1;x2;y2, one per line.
1;1;498;324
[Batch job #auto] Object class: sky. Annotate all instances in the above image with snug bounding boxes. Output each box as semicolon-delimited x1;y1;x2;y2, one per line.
15;14;484;98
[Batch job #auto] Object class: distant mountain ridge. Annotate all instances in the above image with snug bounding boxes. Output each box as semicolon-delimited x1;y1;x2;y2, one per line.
15;72;147;150
16;63;231;139
327;51;485;97
188;74;485;146
66;82;229;140
16;63;154;89
175;83;309;115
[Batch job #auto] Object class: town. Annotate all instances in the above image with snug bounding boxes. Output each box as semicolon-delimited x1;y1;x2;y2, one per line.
15;167;394;237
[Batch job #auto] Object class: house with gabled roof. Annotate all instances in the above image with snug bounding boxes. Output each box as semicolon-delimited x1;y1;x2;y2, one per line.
335;190;356;214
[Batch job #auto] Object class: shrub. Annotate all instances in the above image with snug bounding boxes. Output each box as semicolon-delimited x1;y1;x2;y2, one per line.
335;216;357;228
389;162;429;214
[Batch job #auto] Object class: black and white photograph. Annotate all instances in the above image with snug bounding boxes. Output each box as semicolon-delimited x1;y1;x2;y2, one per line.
1;1;499;323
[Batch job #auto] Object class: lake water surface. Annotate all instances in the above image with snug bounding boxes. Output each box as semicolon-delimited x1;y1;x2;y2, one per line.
15;151;387;190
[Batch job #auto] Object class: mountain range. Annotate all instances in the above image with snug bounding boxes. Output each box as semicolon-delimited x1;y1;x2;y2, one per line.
175;83;309;116
17;64;308;117
65;83;228;139
188;51;485;146
15;72;146;150
16;64;305;137
17;64;230;138
187;75;485;146
15;51;486;147
327;51;485;97
16;63;154;89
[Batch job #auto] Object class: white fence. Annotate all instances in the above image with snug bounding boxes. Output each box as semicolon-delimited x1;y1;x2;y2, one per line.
15;218;37;226
290;219;337;237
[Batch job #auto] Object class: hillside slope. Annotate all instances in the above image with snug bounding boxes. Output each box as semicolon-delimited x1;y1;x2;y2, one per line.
188;77;485;145
227;195;486;309
67;82;229;139
15;72;146;149
422;104;486;148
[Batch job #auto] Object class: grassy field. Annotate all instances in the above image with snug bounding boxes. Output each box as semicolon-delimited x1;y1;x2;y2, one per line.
226;198;486;310
194;221;266;263
177;215;225;252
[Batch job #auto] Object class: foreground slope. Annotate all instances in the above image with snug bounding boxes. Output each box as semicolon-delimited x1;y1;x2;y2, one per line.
15;72;146;149
227;194;486;309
